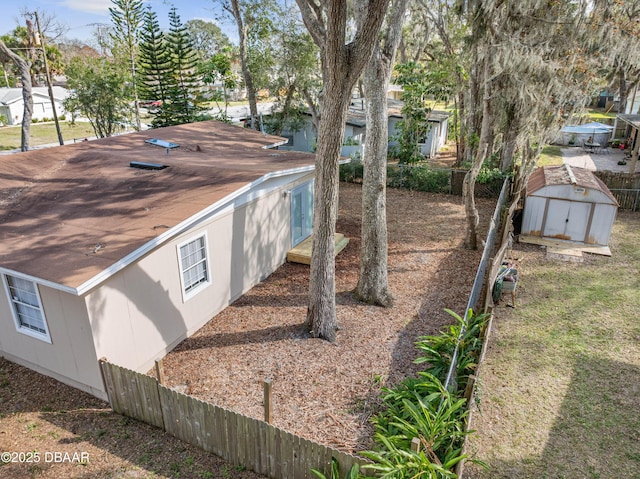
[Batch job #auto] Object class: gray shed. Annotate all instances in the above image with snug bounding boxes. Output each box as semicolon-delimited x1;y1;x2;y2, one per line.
521;165;618;246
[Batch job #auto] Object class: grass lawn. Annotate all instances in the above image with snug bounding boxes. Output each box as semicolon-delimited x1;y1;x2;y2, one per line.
537;145;564;167
465;211;640;478
588;108;617;122
0;122;106;150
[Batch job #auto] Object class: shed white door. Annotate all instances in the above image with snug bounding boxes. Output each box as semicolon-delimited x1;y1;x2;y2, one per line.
291;181;314;246
543;199;591;242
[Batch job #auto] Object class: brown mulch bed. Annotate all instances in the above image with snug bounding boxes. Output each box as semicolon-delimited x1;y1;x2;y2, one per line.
161;182;495;453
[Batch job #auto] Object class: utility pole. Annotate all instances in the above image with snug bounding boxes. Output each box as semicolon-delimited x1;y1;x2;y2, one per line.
30;11;64;146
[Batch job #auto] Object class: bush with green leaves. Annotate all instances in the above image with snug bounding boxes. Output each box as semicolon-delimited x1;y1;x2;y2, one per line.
354;309;488;478
414;309;488;391
339;157;364;183
362;374;469;478
312;458;360;479
387;165;449;193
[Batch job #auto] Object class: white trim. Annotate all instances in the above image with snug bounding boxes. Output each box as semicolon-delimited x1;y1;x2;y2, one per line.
2;273;52;344
0;267;78;295
177;232;211;302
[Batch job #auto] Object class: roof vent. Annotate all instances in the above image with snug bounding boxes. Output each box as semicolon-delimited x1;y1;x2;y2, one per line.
145;138;179;149
130;161;169;170
563;163;577;185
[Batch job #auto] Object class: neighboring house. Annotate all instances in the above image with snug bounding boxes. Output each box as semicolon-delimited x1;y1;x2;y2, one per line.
278;98;450;159
0;86;69;125
0;120;316;399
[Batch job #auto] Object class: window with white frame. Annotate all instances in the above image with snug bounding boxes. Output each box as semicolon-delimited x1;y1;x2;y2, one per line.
4;274;51;342
178;234;210;300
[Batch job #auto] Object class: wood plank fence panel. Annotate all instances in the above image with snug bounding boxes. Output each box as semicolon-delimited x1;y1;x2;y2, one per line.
257;419;268;476
100;360;369;479
99;360;163;429
266;423;279;478
609;189;640;211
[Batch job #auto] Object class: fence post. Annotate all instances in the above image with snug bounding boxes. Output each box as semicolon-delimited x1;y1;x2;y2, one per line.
411;437;421;453
264;379;272;423
155;359;165;385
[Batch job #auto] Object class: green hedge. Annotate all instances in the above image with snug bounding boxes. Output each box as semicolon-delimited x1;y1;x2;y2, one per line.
339;159;450;194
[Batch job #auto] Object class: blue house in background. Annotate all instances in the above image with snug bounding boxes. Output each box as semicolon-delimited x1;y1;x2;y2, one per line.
278;98;449;159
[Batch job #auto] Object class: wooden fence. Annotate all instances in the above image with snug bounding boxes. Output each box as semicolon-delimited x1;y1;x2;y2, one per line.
594;170;640;211
99;359;365;479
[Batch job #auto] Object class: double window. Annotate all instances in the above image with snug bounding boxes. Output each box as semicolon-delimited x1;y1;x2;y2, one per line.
178;234;210;301
4;274;51;343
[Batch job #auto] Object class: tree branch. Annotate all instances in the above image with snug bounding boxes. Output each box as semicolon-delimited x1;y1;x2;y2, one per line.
295;0;326;48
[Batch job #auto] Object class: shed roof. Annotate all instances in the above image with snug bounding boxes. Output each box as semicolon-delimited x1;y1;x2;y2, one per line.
0;120;316;293
527;165;618;205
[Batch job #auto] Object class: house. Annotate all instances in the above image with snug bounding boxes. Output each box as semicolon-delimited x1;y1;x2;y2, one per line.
0;86;69;125
521;165;618;248
278;99;450;159
0;120;317;399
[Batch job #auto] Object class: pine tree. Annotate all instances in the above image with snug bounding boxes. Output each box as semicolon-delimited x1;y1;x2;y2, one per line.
109;0;144;130
164;7;205;125
138;6;173;127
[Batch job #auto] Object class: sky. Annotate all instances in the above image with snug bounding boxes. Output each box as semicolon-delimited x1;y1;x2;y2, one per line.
0;0;236;45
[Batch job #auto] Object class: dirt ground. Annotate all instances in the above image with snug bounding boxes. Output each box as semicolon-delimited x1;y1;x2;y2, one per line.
0;357;266;479
161;182;495;453
0;182;494;478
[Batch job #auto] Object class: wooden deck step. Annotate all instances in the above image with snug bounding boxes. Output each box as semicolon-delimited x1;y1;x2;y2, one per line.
287;233;350;265
519;235;611;257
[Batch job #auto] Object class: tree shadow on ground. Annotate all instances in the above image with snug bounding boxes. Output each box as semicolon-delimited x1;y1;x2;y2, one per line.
465;355;640;478
0;358;264;479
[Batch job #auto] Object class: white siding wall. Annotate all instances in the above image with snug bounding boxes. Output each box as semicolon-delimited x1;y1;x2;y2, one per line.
0;283;103;398
589;204;617;245
86;173;314;375
521;196;547;236
522;187;617;246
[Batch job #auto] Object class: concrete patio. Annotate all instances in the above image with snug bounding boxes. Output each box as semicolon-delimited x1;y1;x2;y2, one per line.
561;146;636;173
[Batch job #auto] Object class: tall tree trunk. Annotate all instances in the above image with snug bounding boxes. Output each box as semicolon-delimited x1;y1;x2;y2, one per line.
230;0;259;130
274;82;296;135
297;0;390;341
619;67;628;114
356;53;393;306
463;44;491;250
465;41;480;164
500;109;520;171
306;80;351;341
0;40;32;151
355;0;407;306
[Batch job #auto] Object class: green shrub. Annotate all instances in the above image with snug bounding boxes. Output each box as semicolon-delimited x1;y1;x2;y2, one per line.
363;374;469;478
387;164;449;193
476;167;504;184
414;309;488;391
360;309;489;478
339;158;364;183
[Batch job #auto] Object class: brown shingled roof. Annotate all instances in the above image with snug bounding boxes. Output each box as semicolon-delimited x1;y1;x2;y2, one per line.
527;165;618;205
0;120;316;291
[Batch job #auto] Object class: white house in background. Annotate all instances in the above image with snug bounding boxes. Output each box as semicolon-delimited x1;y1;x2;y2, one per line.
0;120;316;399
278;98;450;159
0;86;69;125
